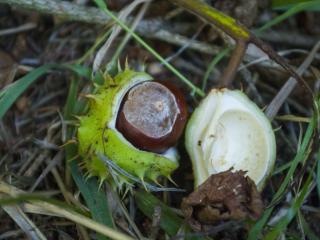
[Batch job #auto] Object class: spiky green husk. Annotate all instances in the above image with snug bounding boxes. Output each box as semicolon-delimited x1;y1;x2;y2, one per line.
77;69;179;188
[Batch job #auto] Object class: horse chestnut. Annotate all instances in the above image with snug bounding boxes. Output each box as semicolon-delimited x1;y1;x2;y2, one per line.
116;81;188;153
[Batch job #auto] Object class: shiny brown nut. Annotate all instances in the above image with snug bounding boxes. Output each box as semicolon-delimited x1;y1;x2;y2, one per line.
116;80;188;153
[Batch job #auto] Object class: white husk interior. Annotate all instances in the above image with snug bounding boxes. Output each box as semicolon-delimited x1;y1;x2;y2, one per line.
186;89;276;190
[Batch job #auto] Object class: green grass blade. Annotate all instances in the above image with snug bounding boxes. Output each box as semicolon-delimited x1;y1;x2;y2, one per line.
316;150;320;200
201;47;231;91
93;0;205;97
272;0;320;10
299;211;319;240
63;78;80;120
94;0;108;10
134;191;207;239
69;160;114;228
63;64;92;79
0;64;56;120
258;0;320;33
0;63;96;120
248;115;316;240
272;161;291;175
134;190;183;236
264;175;313;239
270;117;315;204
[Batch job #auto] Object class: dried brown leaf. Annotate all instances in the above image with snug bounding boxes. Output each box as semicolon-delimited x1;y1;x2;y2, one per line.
181;170;263;231
0;50;17;88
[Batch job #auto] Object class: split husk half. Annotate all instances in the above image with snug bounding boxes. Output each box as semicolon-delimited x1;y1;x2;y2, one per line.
185;89;276;190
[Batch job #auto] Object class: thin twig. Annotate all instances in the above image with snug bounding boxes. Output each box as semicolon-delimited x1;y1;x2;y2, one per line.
149;206;161;239
28;151;63;192
250;35;314;98
165;23;206;62
265;41;320;119
220;40;247;87
259;30;319;48
0;22;36;36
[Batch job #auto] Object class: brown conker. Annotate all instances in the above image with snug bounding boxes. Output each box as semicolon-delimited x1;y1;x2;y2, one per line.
116;80;188;153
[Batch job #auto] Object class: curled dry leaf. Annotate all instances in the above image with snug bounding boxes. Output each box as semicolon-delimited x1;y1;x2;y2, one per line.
181;170;263;231
0;50;17;87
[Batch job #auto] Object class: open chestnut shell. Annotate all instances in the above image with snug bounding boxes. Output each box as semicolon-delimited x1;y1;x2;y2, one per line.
116;80;188;153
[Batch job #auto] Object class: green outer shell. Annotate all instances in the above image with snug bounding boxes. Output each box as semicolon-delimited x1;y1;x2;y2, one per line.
77;69;179;185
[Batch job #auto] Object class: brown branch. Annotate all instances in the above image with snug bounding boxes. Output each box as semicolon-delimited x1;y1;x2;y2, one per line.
169;0;250;40
170;0;316;109
220;40;247;87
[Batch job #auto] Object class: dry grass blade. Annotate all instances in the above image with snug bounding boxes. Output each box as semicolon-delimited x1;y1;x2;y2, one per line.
265;41;320;119
0;22;36;36
93;0;151;73
36;202;133;240
0;181;133;240
29;151;63;192
1;197;47;240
